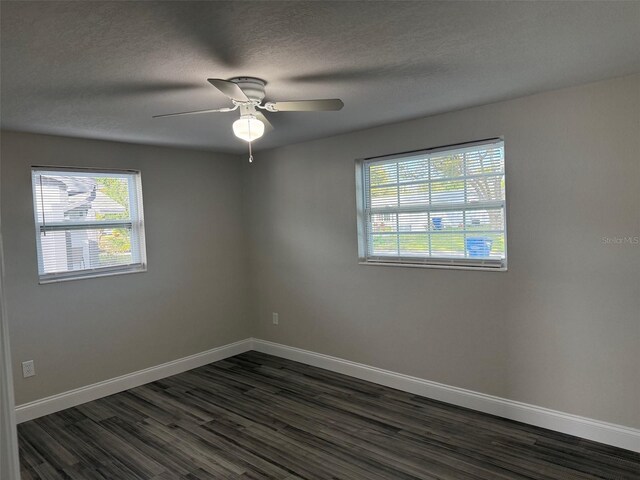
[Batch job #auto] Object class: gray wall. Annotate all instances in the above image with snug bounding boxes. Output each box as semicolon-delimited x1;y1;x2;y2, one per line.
246;74;640;428
1;132;251;405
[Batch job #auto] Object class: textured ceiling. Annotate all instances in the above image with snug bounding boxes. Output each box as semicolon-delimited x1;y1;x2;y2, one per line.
1;1;639;153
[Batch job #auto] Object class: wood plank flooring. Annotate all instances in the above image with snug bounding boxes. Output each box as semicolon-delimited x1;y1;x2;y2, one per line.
18;351;640;479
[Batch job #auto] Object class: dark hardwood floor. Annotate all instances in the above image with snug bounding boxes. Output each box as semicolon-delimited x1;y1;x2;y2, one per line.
18;351;640;479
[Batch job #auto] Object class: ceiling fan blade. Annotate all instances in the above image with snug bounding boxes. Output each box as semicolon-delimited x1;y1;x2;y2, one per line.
255;111;274;132
269;99;344;112
153;107;235;118
207;78;249;102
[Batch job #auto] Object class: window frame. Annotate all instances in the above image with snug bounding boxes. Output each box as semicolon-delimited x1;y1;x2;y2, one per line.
355;138;508;271
31;166;148;284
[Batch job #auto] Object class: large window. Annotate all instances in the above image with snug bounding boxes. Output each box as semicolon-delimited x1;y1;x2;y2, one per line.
31;167;147;283
356;139;506;270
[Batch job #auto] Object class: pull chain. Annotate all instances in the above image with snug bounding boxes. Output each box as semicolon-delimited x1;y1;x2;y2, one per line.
247;116;254;163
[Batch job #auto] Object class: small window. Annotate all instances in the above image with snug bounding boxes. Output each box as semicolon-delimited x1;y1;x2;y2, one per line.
356;139;507;270
31;167;147;283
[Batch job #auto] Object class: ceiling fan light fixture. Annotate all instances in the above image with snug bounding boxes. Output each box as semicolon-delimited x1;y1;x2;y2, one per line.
232;115;265;142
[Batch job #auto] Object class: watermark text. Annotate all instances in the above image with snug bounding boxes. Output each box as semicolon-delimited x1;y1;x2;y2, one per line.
601;236;639;246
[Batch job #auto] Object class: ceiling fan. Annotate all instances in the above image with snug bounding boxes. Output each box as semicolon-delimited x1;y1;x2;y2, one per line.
153;77;344;145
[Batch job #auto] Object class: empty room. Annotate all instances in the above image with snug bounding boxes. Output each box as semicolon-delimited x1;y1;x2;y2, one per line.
0;1;639;479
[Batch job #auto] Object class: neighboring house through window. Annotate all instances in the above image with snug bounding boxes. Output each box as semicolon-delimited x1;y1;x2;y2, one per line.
31;167;147;283
356;139;507;270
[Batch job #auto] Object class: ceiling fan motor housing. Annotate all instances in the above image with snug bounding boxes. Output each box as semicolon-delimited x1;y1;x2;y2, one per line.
229;77;266;103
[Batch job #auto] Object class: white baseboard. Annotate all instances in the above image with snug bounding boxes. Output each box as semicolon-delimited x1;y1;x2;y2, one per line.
252;339;640;453
15;338;253;424
14;337;640;453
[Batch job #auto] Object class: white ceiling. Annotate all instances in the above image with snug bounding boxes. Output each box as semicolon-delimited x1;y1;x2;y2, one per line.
1;1;639;153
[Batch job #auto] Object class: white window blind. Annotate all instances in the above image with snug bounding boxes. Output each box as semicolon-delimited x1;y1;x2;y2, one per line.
31;167;147;283
356;139;507;270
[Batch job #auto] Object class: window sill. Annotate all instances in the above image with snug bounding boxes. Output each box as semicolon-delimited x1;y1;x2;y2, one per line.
358;261;507;272
38;264;147;284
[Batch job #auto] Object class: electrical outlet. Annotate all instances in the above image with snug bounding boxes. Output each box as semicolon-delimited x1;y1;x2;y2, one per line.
272;312;279;325
22;360;35;378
